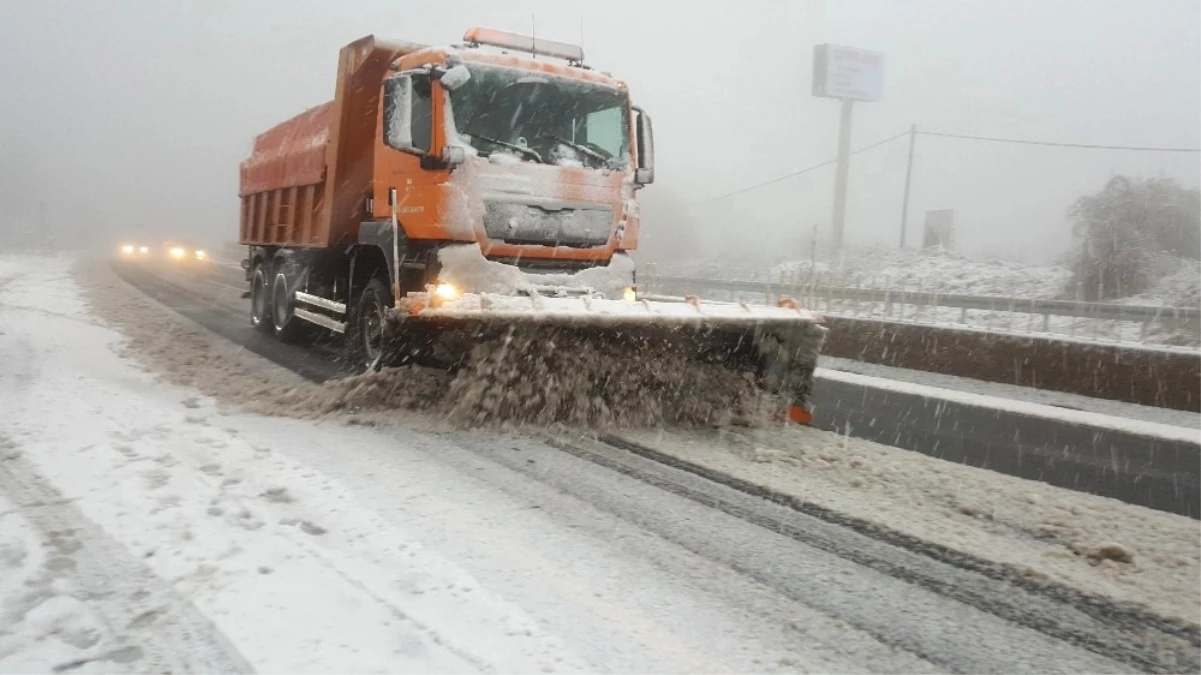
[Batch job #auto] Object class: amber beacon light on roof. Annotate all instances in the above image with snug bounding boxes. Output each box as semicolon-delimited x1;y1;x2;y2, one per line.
462;26;586;63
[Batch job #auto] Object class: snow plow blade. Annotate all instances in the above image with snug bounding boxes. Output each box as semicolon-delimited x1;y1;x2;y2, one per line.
388;291;827;424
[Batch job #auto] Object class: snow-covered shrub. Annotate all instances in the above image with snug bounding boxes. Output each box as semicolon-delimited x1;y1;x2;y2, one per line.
1066;176;1200;300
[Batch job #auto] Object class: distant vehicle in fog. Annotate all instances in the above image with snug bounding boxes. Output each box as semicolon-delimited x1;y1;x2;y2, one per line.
115;238;207;263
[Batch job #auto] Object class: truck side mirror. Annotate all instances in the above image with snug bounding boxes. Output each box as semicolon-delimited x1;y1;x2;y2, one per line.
633;106;654;185
438;65;471;91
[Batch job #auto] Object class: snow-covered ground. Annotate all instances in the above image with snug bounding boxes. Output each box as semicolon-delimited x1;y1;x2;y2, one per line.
2;253;1198;671
0;254;950;673
621;423;1201;623
647;247;1201;346
0;256;589;673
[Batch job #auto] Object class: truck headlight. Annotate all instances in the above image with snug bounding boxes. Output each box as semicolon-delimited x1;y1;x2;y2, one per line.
170;247;186;259
139;246;149;254
434;283;459;301
121;244;135;255
195;250;206;260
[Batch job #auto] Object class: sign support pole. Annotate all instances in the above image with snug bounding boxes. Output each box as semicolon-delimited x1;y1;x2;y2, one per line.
898;123;917;248
831;99;854;255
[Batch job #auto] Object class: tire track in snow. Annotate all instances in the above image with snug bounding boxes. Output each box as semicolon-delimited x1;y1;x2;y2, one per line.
0;434;253;674
580;434;1199;673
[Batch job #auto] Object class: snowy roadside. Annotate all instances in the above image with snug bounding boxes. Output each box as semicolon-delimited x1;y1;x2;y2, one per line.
620;425;1201;623
650;248;1201;347
0;255;589;673
0;491;152;674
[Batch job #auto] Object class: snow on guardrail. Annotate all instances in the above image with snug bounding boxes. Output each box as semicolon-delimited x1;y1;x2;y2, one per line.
643;274;1201;348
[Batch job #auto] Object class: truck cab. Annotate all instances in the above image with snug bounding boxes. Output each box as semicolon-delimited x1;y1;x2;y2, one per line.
369;28;654;269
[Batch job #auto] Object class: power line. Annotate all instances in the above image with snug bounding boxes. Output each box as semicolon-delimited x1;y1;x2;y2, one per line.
686;130;909;208
685;127;1198;210
916;130;1201;153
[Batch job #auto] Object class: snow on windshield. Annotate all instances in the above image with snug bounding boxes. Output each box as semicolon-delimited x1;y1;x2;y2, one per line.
446;64;631;170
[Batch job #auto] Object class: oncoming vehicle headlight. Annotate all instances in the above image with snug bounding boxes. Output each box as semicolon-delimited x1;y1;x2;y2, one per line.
195;250;207;260
169;247;186;260
434;283;459;301
121;244;135;255
139;246;149;254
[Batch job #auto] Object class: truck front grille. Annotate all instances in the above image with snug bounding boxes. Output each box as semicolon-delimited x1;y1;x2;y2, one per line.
482;201;612;247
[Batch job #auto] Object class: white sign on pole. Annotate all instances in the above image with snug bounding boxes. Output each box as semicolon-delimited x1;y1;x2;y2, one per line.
812;44;885;102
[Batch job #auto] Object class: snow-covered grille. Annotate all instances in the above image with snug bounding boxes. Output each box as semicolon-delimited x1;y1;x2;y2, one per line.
482;201;611;247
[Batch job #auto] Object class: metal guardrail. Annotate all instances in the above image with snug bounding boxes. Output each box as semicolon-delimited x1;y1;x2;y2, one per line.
644;274;1200;324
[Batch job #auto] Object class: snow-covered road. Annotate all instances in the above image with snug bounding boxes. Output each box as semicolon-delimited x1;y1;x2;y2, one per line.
0;257;922;672
0;254;1196;673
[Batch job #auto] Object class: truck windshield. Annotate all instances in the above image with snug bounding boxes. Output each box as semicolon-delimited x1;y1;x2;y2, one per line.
447;63;631;170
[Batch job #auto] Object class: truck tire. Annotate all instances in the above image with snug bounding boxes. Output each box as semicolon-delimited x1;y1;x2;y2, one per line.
249;263;272;333
352;277;393;372
271;272;304;342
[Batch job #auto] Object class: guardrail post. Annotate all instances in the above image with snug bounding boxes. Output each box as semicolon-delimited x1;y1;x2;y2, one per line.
916;279;925;323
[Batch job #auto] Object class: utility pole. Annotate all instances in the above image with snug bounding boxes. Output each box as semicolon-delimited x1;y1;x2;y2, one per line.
898;123;917;248
830;100;854;254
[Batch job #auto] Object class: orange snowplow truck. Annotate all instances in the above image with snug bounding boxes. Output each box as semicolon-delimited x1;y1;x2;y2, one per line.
239;28;825;420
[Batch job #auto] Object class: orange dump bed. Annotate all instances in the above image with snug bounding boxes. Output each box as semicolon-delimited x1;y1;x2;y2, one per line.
238;103;333;247
240;103;332;195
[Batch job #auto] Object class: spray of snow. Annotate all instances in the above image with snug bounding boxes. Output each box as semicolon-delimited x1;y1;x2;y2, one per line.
74;257;780;430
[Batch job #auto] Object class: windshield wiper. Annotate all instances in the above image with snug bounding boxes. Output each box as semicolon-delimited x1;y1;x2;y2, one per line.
464;132;544;163
540;133;610;164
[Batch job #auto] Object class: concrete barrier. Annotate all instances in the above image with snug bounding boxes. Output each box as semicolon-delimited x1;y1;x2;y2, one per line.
821;316;1201;412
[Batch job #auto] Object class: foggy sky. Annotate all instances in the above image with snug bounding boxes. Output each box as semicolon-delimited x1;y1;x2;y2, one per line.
1;0;1197;263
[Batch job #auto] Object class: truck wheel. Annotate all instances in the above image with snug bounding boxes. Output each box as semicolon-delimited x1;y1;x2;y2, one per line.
353;277;393;372
250;263;272;333
271;272;303;342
